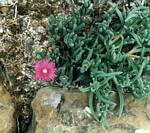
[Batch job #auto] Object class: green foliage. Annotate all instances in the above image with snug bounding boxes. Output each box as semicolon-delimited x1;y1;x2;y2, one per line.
48;1;150;128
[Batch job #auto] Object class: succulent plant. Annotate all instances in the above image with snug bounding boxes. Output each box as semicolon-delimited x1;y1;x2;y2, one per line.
47;0;150;128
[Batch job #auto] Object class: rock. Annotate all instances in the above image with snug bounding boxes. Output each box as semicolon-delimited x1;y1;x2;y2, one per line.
135;129;150;133
60;91;88;126
0;59;15;133
33;87;62;109
0;0;12;16
19;16;30;31
28;87;88;133
36;26;46;35
0;86;15;133
28;87;62;133
27;87;150;133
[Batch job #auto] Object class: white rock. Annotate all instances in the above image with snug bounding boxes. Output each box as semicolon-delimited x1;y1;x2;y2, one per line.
135;129;150;133
36;26;46;35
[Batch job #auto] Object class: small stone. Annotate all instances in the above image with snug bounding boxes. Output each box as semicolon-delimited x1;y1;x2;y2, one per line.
43;40;49;47
19;16;30;31
84;106;92;118
36;26;46;35
31;20;39;29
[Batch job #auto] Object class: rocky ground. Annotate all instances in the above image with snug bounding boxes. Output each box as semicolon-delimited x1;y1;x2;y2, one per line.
0;1;150;133
0;1;59;132
1;82;150;133
28;87;150;133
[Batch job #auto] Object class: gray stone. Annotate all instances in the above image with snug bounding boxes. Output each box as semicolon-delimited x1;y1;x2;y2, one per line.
28;87;62;133
0;59;15;133
33;87;62;109
28;87;88;133
0;85;15;133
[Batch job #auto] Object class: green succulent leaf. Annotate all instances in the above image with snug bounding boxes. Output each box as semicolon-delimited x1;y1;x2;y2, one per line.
47;0;150;128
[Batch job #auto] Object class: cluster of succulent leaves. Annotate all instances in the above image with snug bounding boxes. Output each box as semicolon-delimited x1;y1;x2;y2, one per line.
46;0;150;128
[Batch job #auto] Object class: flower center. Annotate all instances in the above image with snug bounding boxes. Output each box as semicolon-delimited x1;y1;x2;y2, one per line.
42;68;48;74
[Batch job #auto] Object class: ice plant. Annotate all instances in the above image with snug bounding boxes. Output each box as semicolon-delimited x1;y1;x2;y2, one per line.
48;0;150;128
34;59;57;81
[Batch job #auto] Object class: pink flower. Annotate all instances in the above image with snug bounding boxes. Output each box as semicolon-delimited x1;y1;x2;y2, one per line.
34;59;57;81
